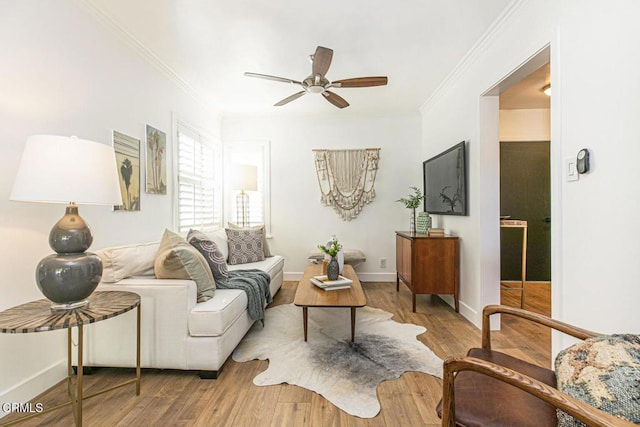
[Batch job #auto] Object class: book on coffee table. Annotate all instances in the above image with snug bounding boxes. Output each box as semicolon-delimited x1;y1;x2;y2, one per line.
310;275;353;291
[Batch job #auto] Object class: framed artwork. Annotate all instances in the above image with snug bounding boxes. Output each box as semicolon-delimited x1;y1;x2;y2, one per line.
145;124;167;194
113;130;141;211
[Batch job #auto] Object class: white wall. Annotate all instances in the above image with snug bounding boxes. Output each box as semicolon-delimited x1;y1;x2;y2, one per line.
499;108;550;141
0;1;219;413
223;112;422;281
421;0;640;353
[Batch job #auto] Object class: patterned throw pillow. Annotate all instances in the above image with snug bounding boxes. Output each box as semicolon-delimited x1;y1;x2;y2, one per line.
225;228;265;265
555;334;640;425
187;229;228;282
227;222;272;257
154;229;215;302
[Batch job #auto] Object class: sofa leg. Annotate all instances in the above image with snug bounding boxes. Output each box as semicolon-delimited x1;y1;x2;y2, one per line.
72;366;94;375
198;369;220;379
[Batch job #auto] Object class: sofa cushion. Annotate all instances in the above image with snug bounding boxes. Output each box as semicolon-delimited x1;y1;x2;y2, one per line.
228;255;284;282
187;229;229;282
555;334;640;425
228;222;272;257
188;289;248;337
225;228;265;265
154;229;216;303
97;241;159;282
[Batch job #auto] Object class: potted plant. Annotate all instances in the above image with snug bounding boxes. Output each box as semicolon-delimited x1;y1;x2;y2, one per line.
396;186;426;233
317;237;343;280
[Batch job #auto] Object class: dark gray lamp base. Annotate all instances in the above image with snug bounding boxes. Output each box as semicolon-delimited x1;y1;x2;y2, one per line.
37;203;103;310
37;252;102;310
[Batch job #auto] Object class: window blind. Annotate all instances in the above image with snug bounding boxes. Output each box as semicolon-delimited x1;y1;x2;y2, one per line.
176;123;221;233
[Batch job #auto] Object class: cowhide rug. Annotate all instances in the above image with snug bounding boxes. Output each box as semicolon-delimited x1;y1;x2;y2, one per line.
232;303;443;418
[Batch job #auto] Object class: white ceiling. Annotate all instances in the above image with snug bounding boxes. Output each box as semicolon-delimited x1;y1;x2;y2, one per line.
84;0;517;115
500;62;550;110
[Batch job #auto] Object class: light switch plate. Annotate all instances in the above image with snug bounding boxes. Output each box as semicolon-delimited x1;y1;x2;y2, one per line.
566;157;579;182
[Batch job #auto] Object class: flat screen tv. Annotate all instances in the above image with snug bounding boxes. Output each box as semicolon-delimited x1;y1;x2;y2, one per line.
423;141;467;215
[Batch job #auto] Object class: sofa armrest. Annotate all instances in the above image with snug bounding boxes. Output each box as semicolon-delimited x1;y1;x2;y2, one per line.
99;277;198;312
83;278;198;369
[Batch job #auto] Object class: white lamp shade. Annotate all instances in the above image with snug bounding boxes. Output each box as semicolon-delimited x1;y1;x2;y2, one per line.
10;135;123;205
231;164;258;192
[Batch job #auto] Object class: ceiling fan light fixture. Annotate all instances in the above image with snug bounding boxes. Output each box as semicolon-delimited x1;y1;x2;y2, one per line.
542;84;551;96
307;85;325;94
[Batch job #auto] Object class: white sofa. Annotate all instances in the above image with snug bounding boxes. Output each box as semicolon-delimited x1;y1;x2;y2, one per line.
80;229;284;378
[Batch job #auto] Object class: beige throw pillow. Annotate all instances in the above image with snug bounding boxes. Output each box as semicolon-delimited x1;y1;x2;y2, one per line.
154;229;215;302
227;222;272;257
97;241;159;282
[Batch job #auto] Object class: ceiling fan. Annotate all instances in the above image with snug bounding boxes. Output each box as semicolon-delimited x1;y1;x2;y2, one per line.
244;46;388;109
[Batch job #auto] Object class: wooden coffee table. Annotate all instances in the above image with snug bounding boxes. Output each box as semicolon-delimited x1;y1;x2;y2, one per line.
294;264;366;342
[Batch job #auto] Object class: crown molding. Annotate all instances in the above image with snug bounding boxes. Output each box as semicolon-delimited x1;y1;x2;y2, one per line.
73;0;218;115
419;0;527;114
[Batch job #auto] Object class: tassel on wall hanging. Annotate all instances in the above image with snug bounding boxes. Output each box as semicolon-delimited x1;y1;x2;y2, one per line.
313;148;380;221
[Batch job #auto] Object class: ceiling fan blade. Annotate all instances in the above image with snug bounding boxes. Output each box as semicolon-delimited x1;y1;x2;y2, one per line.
331;76;388;88
322;91;349;109
312;46;333;77
274;91;306;107
244;72;302;86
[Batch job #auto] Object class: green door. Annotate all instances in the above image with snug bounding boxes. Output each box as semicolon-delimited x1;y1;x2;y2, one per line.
500;141;551;281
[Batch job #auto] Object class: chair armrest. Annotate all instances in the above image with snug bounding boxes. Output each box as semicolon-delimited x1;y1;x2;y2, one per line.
481;304;600;350
441;355;635;427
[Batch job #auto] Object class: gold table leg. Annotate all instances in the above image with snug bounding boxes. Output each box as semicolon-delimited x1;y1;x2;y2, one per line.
136;304;141;395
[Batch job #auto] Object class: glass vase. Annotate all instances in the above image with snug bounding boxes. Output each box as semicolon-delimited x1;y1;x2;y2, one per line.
409;209;416;233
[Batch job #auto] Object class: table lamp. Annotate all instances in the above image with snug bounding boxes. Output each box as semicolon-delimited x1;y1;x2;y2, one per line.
10;135;123;310
231;164;257;227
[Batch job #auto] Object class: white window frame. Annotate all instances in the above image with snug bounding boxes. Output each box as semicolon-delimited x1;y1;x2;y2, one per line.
223;140;271;236
173;117;223;233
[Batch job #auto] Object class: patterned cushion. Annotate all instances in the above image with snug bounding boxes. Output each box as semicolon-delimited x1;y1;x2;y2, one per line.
187;229;228;282
225;228;265;265
154;229;215;302
227;222;272;257
555;334;640;425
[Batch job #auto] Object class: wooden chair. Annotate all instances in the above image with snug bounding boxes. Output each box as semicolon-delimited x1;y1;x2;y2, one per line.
437;305;636;427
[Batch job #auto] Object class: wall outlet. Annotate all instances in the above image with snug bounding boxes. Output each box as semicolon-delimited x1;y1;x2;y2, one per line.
379;257;387;268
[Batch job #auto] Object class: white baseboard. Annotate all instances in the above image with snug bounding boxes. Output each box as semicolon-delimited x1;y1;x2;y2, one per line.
0;360;66;418
284;271;397;282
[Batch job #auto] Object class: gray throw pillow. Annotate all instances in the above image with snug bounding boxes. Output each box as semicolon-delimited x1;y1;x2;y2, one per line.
187;229;229;282
227;222;272;257
225;228;265;265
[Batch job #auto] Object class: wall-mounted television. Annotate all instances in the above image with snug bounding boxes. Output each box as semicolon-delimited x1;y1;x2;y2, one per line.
423;141;467;215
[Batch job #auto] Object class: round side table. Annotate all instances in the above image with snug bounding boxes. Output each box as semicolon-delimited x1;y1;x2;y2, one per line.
0;291;141;426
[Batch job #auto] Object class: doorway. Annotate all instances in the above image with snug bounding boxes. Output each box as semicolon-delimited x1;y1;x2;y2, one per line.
497;60;551;313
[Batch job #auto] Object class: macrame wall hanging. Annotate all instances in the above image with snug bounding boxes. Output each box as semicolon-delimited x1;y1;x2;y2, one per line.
313;148;380;221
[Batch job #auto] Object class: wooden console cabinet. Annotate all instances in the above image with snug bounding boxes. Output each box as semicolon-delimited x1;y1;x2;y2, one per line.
395;231;459;313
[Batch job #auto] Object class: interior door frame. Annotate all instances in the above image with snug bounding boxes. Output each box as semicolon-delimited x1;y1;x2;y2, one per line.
479;45;559;338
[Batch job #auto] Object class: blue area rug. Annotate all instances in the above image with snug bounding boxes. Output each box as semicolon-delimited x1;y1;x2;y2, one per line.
232;303;442;418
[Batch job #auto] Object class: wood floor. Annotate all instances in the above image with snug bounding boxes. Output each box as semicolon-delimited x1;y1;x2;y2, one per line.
3;280;551;427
